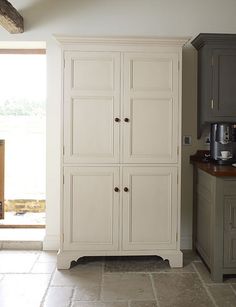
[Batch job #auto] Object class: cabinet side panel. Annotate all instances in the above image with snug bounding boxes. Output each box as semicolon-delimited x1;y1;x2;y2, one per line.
196;170;213;266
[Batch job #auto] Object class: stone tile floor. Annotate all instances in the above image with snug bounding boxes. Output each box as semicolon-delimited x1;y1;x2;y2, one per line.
0;250;235;307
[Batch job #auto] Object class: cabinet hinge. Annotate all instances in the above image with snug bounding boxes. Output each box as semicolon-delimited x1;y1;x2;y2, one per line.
178;60;180;71
176;233;178;241
63;146;65;156
63;175;65;185
62;233;64;243
63;59;65;69
211;99;214;109
177;146;179;156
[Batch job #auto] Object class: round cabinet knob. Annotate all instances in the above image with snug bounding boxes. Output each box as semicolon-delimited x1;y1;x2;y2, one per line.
114;118;120;122
124;187;129;192
124;118;130;122
114;187;120;192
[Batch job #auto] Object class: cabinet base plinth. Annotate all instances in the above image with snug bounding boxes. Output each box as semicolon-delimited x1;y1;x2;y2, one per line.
57;250;183;270
166;252;183;267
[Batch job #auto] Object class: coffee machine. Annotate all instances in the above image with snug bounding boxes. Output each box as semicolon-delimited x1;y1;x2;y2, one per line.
210;123;236;165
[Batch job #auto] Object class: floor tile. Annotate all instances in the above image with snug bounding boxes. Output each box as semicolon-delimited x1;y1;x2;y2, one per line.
152;272;215;307
42;286;73;307
0;274;51;307
207;284;236;307
168;262;195;273
104;255;194;274
73;282;101;301
104;256;169;273
72;302;128;307
225;276;236;284
71;259;103;300
101;273;154;301
192;262;214;284
51;262;103;293
130;300;157;307
38;251;57;263
31;262;56;273
0;249;234;307
232;283;236;291
0;250;39;273
193;261;236;284
182;250;201;263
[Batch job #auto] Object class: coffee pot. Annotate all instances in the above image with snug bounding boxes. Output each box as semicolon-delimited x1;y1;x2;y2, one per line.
210;123;236;165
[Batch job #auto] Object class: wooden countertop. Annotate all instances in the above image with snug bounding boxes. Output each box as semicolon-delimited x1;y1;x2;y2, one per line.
190;150;236;177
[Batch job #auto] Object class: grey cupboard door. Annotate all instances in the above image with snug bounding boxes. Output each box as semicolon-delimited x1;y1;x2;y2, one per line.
224;197;236;268
212;49;236;117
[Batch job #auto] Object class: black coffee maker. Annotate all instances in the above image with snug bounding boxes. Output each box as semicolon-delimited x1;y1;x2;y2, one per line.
210;123;236;165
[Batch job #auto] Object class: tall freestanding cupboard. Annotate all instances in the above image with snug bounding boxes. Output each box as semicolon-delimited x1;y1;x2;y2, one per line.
56;37;187;269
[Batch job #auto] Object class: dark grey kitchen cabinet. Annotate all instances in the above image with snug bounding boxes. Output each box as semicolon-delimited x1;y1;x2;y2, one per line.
193;168;236;282
191;34;236;138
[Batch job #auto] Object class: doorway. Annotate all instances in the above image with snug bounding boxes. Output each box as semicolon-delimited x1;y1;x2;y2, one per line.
0;47;46;228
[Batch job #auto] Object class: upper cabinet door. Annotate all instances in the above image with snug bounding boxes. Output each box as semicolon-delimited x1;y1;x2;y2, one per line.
64;51;120;164
212;49;236;117
123;52;179;163
191;34;236;137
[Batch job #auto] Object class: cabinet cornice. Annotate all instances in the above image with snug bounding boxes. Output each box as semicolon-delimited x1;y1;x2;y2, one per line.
54;35;189;47
191;33;236;50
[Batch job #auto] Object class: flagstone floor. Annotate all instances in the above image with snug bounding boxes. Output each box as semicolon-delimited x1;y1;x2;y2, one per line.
0;250;235;307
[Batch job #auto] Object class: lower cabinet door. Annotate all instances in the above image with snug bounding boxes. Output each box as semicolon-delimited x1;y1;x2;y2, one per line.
63;166;120;251
122;166;178;250
224;197;236;267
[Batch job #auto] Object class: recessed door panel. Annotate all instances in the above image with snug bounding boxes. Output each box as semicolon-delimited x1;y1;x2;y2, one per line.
122;167;177;250
224;197;236;267
128;98;174;159
70;98;114;158
212;50;236;117
72;58;114;91
64;167;119;251
131;58;172;91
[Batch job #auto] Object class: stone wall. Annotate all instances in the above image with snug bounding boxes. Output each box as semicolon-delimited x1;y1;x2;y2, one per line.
5;200;45;213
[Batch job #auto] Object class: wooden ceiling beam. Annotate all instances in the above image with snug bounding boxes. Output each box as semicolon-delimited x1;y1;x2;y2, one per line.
0;0;24;34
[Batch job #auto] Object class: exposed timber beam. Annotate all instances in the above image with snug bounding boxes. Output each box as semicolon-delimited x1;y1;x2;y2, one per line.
0;0;24;34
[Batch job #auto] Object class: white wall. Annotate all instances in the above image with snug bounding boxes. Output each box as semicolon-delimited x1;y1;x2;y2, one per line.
1;0;236;249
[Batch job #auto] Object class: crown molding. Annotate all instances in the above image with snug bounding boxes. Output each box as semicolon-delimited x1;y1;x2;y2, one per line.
54;35;190;47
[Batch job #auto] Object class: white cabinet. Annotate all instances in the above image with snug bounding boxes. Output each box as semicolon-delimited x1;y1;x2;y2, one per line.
64;51;179;164
63;166;177;252
57;37;186;270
